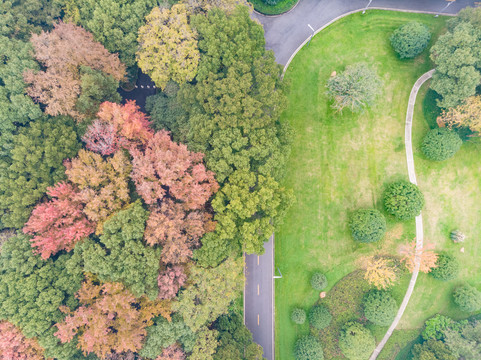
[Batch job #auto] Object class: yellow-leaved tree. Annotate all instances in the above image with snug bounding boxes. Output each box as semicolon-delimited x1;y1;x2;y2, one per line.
364;257;398;290
137;4;199;90
437;95;481;135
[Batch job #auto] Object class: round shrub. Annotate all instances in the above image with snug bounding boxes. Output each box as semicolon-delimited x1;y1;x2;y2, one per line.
309;305;332;330
294;335;324;360
311;272;328;291
339;322;375;360
421;128;462;161
390;22;431;59
383;180;424;220
430;253;460;281
291;308;306;324
349;209;386;243
362;290;397;326
453;285;481;312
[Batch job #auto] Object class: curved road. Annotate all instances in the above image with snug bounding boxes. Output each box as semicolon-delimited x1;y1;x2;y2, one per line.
246;1;476;359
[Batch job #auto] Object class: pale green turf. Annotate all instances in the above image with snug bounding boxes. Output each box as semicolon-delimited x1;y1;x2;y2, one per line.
276;10;451;360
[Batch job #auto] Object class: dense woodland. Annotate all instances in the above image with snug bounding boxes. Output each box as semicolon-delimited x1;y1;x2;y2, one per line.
0;0;292;359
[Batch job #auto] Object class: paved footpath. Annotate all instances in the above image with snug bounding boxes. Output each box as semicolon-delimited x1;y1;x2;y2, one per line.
369;69;434;359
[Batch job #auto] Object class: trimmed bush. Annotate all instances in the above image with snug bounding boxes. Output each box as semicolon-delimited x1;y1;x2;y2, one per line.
421;128;462;161
430;253;460;281
339;322;375;360
362;290;397;326
390;22;431;59
309;305;332;330
383;180;424;220
311;272;328;290
349;209;386;243
453;285;481;312
294;335;324;360
291;308;306;324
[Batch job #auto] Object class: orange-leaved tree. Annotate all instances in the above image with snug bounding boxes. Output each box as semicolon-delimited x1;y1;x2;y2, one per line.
399;241;438;273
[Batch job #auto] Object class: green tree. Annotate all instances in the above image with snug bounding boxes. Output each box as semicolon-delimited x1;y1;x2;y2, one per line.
0;36;41;157
349;209;386;243
137;4;199;89
421;128;462;161
308;305;332;330
327;62;382;113
0;117;80;229
173;257;244;332
190;327;219;360
430;253;460;281
0;0;64;39
383;180;424;220
422;315;456;341
412;339;456;360
444;320;481;360
64;0;157;67
362;290;397;326
430;19;481;108
0;235;83;359
390;22;431;59
290;308;306;325
139;314;196;359
453;285;481;312
310;272;328;291
294;335;324;360
78;201;161;300
339;322;375;360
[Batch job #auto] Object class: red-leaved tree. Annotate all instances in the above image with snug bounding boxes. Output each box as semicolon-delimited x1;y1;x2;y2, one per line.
0;321;45;360
24;22;125;120
23;182;96;259
82;101;154;155
130;131;218;265
157;265;187;300
55;277;168;359
156;344;186;360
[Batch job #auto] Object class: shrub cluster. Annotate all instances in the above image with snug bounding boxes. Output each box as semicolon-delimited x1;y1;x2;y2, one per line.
453;285;481;312
309;305;332;330
430;253;459;281
291;308;306;324
339;322;375;360
362;290;397;326
294;335;324;360
421;128;462;161
311;272;328;290
383;180;424;220
390;22;431;59
349;209;386;243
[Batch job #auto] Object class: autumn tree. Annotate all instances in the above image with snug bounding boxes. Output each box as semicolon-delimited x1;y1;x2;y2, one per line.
437;95;481;135
77;201;161;300
157;344;186;360
131;131;218;264
0;36;41;158
55;276;166;359
158;265;188;300
82;100;153;155
137;4;199;90
364;257;399;290
400;241;438;273
173;257;243;332
64;0;157;67
24;22;125;120
0;117;80;229
0;321;45;360
64;149;131;232
0;235;83;359
23;182;96;259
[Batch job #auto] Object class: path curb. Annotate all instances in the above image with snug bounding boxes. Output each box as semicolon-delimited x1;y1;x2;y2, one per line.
369;69;434;360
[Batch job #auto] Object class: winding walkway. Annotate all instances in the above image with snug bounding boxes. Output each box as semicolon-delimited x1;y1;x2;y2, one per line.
369;69;434;359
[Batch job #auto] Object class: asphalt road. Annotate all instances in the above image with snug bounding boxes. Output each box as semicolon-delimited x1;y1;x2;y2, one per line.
245;235;274;360
246;1;476;359
253;0;477;66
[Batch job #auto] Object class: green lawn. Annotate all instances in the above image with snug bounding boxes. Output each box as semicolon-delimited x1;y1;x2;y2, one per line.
276;10;451;360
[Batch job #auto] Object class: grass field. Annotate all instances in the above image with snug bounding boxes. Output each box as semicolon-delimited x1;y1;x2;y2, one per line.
276;10;452;360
